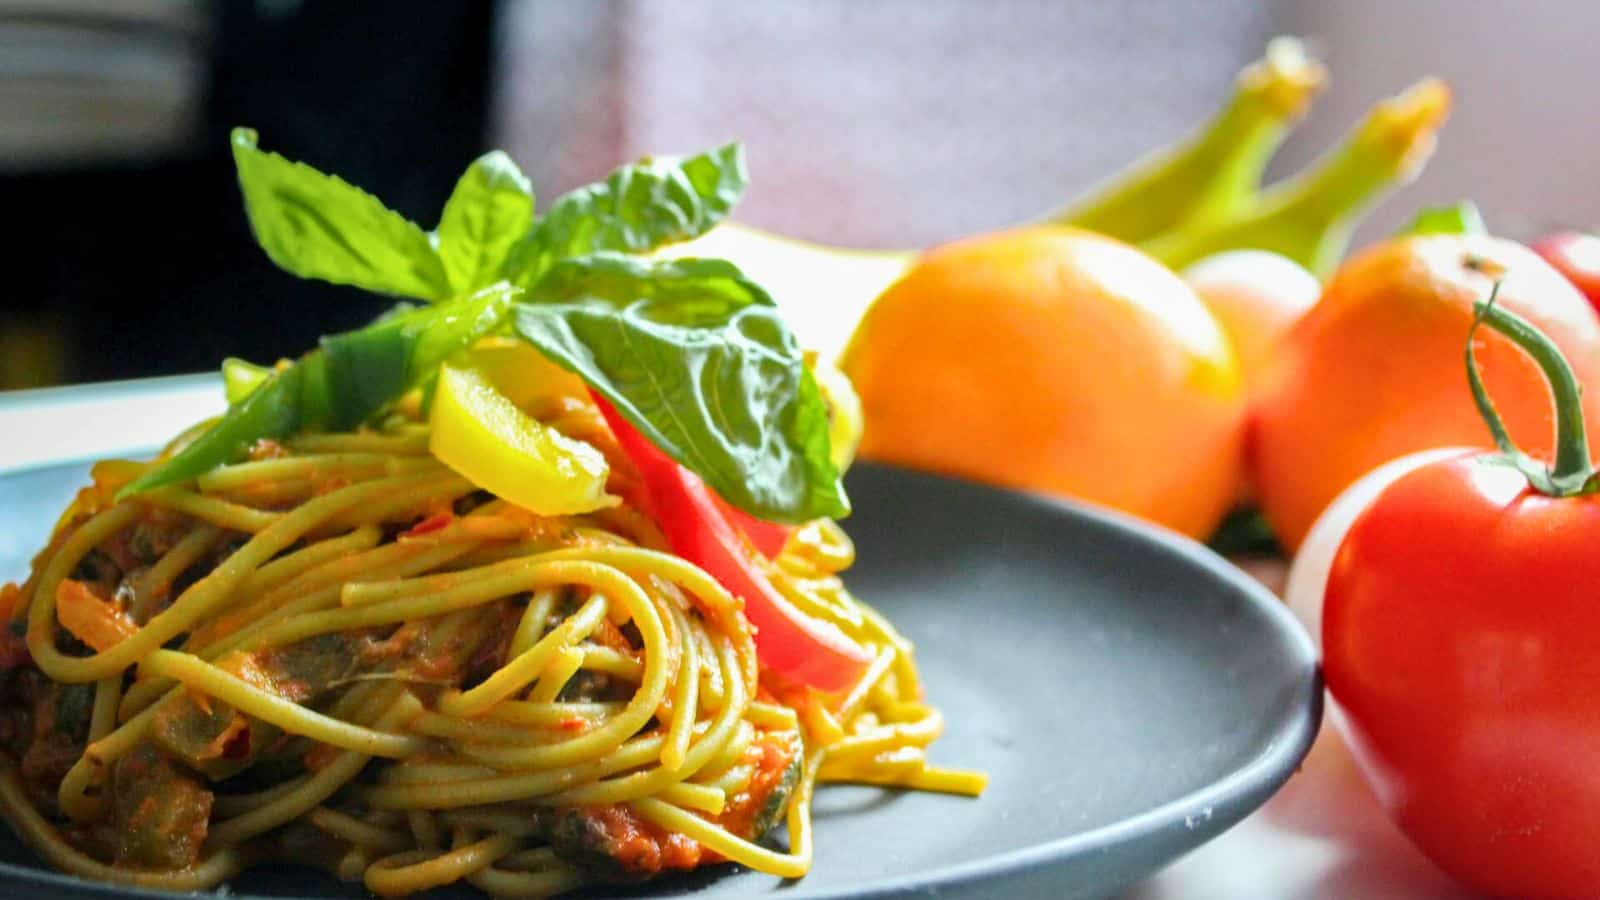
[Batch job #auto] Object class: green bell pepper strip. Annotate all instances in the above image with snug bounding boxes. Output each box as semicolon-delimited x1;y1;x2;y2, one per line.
119;284;516;498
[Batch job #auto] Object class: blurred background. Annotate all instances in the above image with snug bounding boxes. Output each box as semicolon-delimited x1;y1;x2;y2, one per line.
2;0;1596;388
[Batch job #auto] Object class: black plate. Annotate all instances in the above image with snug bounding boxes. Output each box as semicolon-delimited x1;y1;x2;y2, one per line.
0;458;1319;899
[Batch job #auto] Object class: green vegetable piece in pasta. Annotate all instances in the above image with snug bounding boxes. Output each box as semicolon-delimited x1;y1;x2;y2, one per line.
121;285;516;497
221;357;272;405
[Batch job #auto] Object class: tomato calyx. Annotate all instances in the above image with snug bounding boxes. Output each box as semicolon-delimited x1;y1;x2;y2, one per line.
1465;269;1599;498
590;392;870;692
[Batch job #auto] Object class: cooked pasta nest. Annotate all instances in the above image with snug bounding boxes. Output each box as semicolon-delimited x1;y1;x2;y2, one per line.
0;424;981;898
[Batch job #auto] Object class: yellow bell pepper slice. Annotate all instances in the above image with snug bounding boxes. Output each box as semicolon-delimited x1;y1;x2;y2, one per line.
460;337;589;412
429;362;617;515
808;351;862;473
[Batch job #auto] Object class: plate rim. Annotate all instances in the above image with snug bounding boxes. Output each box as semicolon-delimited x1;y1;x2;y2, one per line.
803;466;1322;899
0;382;1322;900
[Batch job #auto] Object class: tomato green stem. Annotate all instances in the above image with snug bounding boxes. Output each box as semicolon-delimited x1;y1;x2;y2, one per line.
1466;279;1595;496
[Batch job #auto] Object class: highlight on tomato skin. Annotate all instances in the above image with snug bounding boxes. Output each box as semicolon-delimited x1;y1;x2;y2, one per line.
1282;445;1471;650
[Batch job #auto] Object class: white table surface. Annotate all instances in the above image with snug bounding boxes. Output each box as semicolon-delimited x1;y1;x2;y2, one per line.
1120;558;1471;899
1123;727;1471;899
0;376;1476;900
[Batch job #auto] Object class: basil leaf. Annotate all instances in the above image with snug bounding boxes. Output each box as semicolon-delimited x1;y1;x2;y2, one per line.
511;253;847;523
507;144;747;286
231;127;452;301
435;151;536;293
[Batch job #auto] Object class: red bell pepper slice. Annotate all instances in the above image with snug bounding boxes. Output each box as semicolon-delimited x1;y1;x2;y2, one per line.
592;393;870;692
713;495;795;560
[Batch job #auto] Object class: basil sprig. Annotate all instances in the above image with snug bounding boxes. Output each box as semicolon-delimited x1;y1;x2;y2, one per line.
126;130;844;522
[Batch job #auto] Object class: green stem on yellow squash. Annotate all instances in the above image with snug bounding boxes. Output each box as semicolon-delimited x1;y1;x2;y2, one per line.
1143;77;1451;277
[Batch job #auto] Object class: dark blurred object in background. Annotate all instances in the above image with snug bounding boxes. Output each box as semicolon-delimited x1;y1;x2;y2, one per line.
1;0;492;388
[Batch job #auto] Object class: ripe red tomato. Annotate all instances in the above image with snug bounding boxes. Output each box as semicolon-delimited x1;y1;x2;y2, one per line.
1324;453;1600;900
1532;230;1600;311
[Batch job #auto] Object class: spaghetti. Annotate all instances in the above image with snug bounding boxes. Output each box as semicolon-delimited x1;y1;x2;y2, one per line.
0;415;984;897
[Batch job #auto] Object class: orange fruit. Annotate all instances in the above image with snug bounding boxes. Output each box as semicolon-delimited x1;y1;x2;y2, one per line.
1253;234;1600;551
840;225;1246;539
1182;249;1321;390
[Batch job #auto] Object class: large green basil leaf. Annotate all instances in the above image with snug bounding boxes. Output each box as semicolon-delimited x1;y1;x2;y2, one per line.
507;144;747;286
435;151;536;293
511;254;846;522
231;127;452;301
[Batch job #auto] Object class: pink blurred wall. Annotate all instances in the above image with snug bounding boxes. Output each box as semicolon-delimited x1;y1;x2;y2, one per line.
494;0;1597;248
